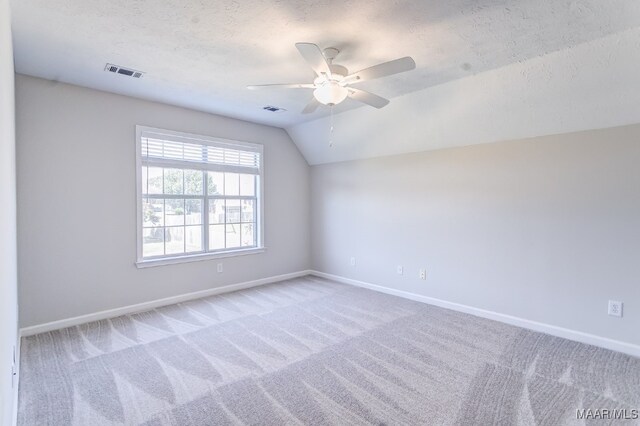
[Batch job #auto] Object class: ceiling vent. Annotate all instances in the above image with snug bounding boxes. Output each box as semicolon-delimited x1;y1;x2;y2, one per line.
104;63;144;78
263;105;287;113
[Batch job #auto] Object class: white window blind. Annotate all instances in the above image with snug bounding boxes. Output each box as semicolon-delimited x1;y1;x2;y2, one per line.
141;131;261;174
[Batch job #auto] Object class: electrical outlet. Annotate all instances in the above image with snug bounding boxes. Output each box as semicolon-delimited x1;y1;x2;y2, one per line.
217;263;223;273
350;257;356;267
397;265;403;275
608;300;623;317
419;269;427;280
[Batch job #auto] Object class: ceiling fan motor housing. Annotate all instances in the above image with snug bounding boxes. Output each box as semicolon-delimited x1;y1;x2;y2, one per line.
329;64;348;78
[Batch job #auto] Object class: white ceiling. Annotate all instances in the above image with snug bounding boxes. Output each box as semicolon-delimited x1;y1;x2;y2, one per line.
11;0;640;163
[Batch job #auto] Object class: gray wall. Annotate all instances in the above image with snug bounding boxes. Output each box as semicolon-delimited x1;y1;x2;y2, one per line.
15;72;640;350
311;124;640;346
0;0;18;423
16;75;310;327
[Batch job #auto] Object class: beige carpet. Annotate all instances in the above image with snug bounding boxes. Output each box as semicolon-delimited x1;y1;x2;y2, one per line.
18;275;640;425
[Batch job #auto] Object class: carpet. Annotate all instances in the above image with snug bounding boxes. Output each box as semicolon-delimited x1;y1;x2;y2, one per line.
18;275;640;425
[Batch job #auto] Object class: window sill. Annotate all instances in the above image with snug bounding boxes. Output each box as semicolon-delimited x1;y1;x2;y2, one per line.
135;247;266;268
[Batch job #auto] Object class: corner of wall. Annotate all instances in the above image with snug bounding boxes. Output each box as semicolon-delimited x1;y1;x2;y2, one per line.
1;0;19;424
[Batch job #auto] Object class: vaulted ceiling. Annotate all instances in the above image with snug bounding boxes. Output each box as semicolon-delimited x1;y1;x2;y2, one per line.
11;0;640;164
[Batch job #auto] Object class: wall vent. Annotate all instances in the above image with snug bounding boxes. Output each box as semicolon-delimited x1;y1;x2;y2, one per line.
105;63;144;78
263;105;287;113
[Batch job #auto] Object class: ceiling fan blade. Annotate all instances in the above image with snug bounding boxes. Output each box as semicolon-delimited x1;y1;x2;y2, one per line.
295;43;332;78
348;88;389;109
342;57;416;85
247;83;315;90
302;97;320;114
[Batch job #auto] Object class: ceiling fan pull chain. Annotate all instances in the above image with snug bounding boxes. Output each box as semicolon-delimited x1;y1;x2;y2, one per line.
329;105;334;147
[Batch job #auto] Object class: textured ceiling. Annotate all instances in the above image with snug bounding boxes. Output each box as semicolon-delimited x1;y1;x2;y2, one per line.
11;0;640;129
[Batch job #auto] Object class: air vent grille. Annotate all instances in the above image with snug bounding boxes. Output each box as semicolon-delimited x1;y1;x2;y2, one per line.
105;63;144;78
263;105;287;113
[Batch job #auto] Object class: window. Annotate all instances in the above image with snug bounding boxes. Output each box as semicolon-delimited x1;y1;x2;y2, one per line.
136;126;264;267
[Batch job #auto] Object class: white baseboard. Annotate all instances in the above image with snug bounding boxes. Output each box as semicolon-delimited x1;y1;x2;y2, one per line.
20;270;312;336
311;270;640;358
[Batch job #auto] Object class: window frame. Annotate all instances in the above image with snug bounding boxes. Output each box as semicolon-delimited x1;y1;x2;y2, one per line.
135;126;265;268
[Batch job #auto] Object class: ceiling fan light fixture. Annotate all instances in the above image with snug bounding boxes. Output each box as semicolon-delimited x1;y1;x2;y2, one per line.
313;82;348;106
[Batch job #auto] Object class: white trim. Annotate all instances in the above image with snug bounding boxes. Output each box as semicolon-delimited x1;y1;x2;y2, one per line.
310;270;640;358
136;125;144;264
12;333;20;426
136;247;266;268
142;158;260;175
135;125;265;265
20;270;312;336
258;169;265;249
137;126;263;153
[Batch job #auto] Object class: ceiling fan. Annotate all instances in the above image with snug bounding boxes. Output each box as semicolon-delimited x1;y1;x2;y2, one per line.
248;43;416;114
